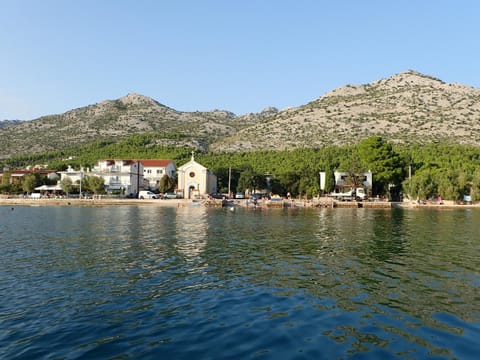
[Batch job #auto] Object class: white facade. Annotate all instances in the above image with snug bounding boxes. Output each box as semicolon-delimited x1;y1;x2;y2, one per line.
334;171;373;189
319;171;373;192
60;160;143;196
140;160;176;190
177;154;217;199
92;160;143;195
58;166;86;193
60;166;84;184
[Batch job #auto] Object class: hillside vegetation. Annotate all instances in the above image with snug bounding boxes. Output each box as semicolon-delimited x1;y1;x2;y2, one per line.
1;70;480;159
2;71;480;201
211;70;480;151
0;94;274;159
2;132;480;202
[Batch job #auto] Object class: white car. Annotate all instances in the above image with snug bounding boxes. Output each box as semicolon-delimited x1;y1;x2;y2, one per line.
138;190;159;199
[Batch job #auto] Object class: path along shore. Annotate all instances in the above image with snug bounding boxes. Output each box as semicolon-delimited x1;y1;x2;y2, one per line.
1;196;478;209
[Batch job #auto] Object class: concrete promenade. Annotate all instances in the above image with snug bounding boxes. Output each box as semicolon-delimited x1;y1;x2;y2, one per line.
1;195;477;209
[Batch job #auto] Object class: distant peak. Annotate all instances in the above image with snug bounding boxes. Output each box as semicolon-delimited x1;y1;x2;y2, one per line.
119;93;155;104
210;109;237;118
116;93;172;109
387;70;444;84
401;69;425;76
261;106;279;114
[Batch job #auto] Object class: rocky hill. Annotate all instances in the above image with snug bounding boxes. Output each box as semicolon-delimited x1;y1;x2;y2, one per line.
1;70;479;159
0;120;23;129
0;94;273;159
211;70;480;151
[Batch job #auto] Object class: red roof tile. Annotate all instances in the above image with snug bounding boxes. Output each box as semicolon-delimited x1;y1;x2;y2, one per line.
139;159;173;167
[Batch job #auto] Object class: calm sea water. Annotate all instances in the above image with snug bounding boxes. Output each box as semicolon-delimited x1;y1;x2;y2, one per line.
0;204;479;359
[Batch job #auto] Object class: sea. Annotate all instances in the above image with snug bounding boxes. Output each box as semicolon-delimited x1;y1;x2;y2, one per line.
0;204;479;359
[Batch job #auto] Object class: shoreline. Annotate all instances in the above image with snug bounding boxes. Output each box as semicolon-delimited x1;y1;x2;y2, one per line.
1;197;479;209
0;197;185;207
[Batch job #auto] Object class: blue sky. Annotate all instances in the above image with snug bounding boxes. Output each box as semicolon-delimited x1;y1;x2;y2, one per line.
1;0;479;120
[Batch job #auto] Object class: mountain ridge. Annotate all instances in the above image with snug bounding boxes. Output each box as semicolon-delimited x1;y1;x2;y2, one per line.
1;70;480;159
210;70;480;151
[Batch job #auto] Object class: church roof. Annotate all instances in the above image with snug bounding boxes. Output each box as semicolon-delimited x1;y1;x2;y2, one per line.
178;153;207;171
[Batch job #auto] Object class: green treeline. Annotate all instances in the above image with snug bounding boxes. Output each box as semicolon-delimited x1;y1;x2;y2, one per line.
2;134;480;201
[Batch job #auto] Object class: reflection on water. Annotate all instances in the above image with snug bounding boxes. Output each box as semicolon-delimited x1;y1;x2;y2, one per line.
0;205;479;359
174;206;208;260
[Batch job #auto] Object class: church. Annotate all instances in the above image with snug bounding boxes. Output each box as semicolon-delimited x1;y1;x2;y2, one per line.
177;153;218;199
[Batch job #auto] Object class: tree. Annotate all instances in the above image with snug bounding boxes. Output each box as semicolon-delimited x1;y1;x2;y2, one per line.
60;177;74;195
159;174;175;193
337;148;363;177
297;168;320;198
470;171;480;201
0;182;12;194
276;172;300;196
269;177;284;195
238;167;265;194
357;136;404;195
1;172;11;185
405;169;437;200
323;167;336;194
436;169;465;201
211;167;235;194
84;175;105;194
22;173;41;193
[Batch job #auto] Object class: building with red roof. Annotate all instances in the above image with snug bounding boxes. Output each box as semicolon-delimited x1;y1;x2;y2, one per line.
139;159;176;191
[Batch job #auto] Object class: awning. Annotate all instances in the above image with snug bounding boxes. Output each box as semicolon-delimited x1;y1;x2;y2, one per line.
34;184;63;191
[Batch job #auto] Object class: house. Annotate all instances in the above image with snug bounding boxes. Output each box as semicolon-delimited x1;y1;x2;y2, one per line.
59;166;85;186
333;171;372;190
177;153;217;199
91;160;143;195
0;167;59;185
319;170;373;193
140;159;176;191
59;160;143;196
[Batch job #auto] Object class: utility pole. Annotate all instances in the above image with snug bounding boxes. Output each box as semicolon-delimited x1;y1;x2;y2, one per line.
136;161;140;197
228;166;231;198
409;164;412;199
79;167;83;199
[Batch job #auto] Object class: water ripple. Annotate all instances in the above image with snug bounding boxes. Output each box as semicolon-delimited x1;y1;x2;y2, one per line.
1;206;479;359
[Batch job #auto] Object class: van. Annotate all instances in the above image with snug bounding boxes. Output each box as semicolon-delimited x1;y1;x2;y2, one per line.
138;190;159;199
355;188;367;201
30;192;42;199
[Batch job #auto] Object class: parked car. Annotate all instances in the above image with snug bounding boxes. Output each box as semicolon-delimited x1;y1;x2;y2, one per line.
209;192;225;199
250;193;264;200
81;191;93;199
138;190;159;199
235;192;245;199
163;192;180;199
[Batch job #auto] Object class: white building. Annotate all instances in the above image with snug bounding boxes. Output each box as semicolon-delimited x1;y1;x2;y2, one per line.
92;160;143;195
177;153;217;199
333;170;373;189
319;170;373;192
58;166;86;191
140;159;176;190
60;160;143;196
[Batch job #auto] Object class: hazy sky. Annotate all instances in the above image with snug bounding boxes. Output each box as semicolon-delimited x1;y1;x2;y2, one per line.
1;0;479;120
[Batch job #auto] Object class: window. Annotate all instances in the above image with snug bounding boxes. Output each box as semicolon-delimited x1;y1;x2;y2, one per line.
189;171;195;178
